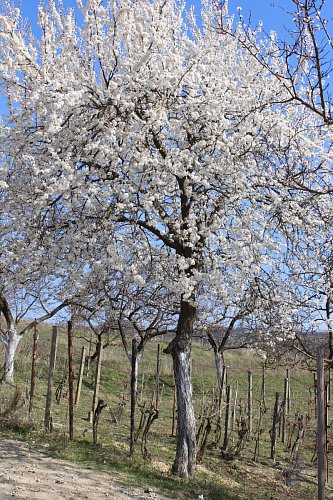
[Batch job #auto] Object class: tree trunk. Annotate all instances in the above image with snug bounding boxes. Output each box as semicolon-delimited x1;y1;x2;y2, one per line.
4;326;21;383
214;349;224;390
165;299;196;478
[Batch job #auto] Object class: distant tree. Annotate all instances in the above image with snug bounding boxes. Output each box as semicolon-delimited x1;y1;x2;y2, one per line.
0;285;70;382
197;269;278;388
73;262;177;387
281;222;333;363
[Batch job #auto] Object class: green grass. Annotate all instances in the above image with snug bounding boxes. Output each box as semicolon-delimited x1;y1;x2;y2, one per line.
0;324;329;499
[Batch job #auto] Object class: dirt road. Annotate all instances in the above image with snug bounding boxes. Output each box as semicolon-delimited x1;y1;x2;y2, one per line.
0;439;172;499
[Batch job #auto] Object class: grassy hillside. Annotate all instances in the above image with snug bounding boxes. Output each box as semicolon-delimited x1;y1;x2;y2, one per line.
0;323;330;499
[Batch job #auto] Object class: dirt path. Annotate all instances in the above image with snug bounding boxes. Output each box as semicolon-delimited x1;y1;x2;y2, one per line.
0;439;173;500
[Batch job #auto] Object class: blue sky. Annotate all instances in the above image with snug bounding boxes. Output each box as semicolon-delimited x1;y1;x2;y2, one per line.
19;1;292;38
227;0;292;34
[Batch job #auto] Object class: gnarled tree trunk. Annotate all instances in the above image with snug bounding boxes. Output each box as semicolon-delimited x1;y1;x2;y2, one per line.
165;298;196;478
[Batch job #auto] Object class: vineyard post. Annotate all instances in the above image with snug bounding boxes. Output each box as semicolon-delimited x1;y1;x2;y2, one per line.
223;385;231;450
231;381;238;442
85;329;93;376
261;364;266;409
155;344;161;410
326;381;330;482
286;368;291;413
316;346;326;500
67;320;74;441
44;325;58;431
221;365;227;398
314;372;318;419
130;338;137;457
326;367;333;438
248;370;253;437
29;325;38;417
75;346;86;407
270;392;279;461
91;338;102;421
282;377;288;444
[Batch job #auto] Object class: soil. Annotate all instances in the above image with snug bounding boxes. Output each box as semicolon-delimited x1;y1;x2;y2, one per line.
0;439;172;500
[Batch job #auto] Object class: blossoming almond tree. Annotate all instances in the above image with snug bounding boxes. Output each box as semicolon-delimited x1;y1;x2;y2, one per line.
0;0;330;477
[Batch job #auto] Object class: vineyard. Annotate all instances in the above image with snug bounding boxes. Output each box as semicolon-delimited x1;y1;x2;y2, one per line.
0;323;331;499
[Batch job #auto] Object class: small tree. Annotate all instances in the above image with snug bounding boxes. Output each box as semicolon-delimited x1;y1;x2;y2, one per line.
0;287;70;382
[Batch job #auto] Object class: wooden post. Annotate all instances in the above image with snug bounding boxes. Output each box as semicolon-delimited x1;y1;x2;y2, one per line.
155;344;161;410
91;338;102;419
29;325;38;417
326;381;330;481
286;368;291;413
282;377;288;444
75;346;86;407
316;347;326;500
326;367;333;440
261;364;266;408
231;381;238;442
271;392;279;460
44;326;58;431
85;329;93;376
271;392;279;461
248;370;253;436
314;372;318;419
130;338;137;457
67;321;74;441
223;385;231;450
221;365;227;397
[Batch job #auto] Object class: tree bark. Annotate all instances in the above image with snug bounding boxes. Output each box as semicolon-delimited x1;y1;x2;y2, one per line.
165;298;196;478
4;326;21;383
214;349;224;390
206;334;225;391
